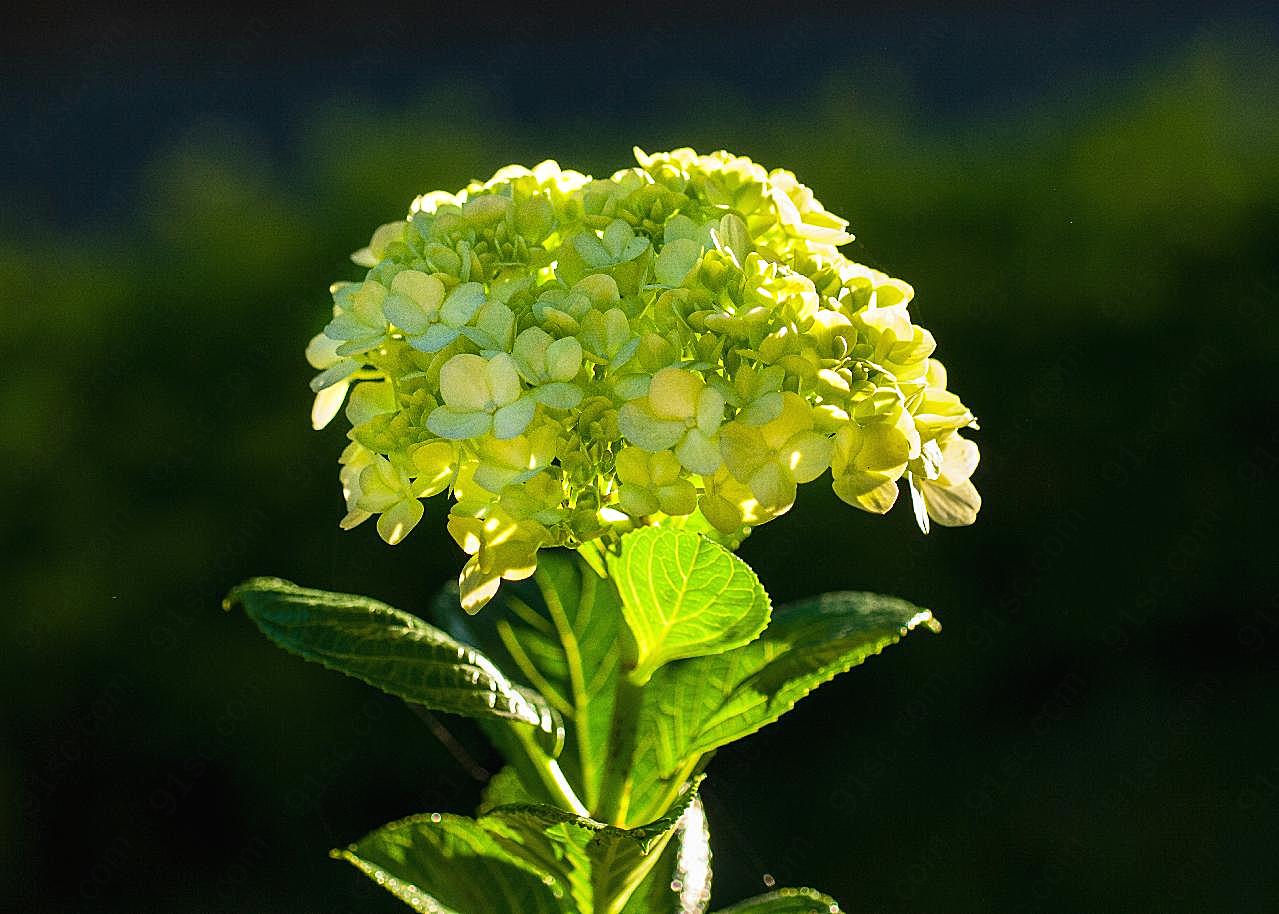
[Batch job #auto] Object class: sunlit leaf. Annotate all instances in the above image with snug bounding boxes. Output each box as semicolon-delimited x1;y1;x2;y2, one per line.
336;780;703;914
627;592;937;820
332;813;569;914
608;528;771;683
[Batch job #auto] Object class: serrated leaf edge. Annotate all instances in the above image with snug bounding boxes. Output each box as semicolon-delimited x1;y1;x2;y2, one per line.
488;775;704;855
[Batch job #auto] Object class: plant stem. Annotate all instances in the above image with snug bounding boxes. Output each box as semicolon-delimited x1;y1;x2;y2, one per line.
512;725;590;817
596;671;645;825
538;558;599;810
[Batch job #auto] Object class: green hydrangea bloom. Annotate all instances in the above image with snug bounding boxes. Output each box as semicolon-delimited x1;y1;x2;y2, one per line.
618;367;725;475
307;148;980;610
428;352;534;441
719;392;833;513
614;447;698;518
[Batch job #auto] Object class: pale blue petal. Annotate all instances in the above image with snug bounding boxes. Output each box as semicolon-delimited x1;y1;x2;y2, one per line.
309;359;360;393
427;407;492;440
412;323;461;352
441;282;485;326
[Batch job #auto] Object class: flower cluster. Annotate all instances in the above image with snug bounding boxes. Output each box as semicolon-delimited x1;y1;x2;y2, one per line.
308;148;980;610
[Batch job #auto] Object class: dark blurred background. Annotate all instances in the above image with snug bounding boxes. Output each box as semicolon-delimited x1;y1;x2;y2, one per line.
4;2;1278;911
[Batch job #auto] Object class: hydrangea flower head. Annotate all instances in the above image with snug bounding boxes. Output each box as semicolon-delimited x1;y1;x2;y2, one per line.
308;148;980;610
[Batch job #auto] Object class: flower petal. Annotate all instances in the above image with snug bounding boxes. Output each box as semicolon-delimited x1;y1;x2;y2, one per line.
382;291;432;335
493;396;536;440
459;557;502;614
749;461;797;512
310;381;350;430
909;473;930;534
345;380;396;425
656;479;697;516
484;354;521;407
648;367;702;420
833;475;899;514
308;358;360;393
412;440;457;496
674;428;722;475
618;402;685;452
305;332;344;370
441;282;486;326
532;382;582;410
377;498;425;545
546;337;583;382
427;406;492;440
935;433;980;487
411;323;462;353
718;422;768;481
614;447;651;486
654;237;701;286
784;430;834;484
439;354;492;411
922;478;981;527
619;485;661;517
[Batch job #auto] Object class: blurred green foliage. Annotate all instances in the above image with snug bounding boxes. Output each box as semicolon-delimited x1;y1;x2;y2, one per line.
3;28;1277;912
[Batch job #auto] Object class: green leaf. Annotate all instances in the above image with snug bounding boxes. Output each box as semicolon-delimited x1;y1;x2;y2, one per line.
433;551;624;812
332;813;569;914
477;765;537;814
488;778;704;914
626;592;937;821
489;774;701;857
225;577;564;755
621;794;712;914
339;781;703;914
608;528;771;683
712;888;843;913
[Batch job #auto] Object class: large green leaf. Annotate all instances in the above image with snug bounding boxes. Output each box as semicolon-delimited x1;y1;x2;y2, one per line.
225;577;563;754
332;813;569;914
434;551;624;810
608;528;771;683
712;888;843;913
336;782;702;914
627;592;938;821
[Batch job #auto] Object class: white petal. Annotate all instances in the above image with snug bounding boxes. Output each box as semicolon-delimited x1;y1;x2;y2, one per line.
310;382;349;430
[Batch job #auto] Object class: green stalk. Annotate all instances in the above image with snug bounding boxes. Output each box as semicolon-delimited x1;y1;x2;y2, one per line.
512;725;590;817
595;670;646;825
537;558;599;810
